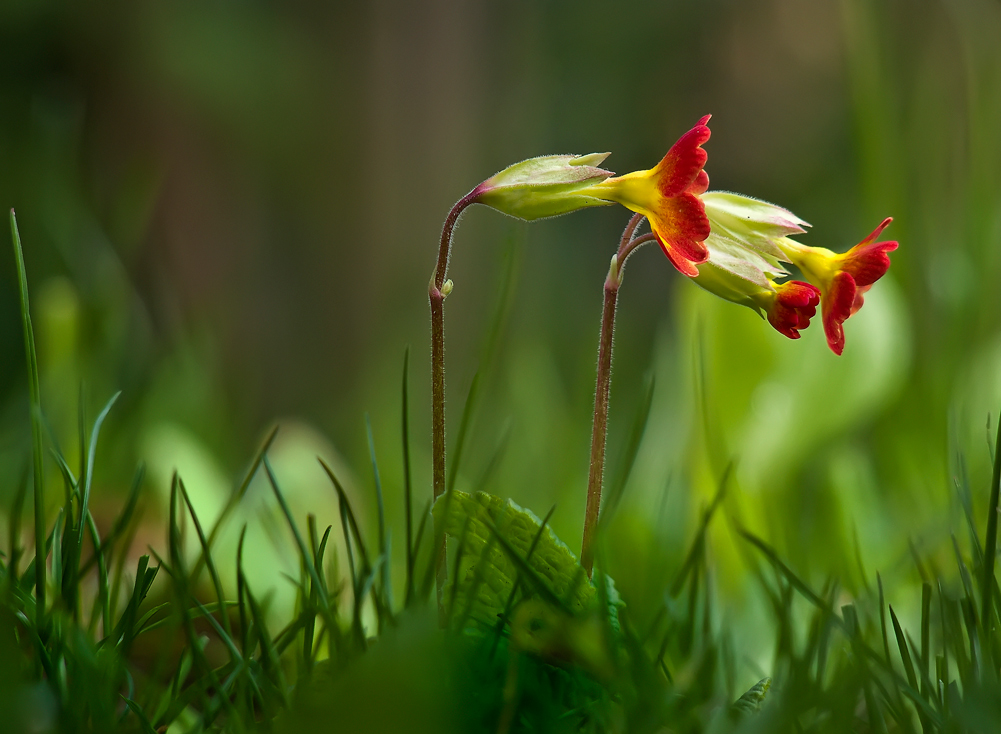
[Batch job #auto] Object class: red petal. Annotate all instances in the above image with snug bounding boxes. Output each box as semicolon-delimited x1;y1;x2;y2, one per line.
656;232;701;277
850;284;871;316
654;116;712;198
767;280;820;339
859;216;893;246
650;192;710;269
822;271;857;355
842;240;897;287
688;170;710;196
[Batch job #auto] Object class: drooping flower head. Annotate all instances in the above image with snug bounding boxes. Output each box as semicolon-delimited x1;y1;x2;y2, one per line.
566;117;897;352
779;218;897;355
680;192;820;340
690;234;820;341
581;116;713;276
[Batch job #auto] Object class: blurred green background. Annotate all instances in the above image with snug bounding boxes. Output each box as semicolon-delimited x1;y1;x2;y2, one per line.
1;0;1000;669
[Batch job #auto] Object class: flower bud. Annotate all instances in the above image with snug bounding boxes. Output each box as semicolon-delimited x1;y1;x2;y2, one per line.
473;153;615;221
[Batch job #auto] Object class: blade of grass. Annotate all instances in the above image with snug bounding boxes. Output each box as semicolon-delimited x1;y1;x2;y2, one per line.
446;515;471;628
178;479;233;638
878;573;892;666
166;480;240;723
740;528;831;614
69;391;120;615
365;414;393;624
473;419;512;495
921;582;931;693
670;464;731;596
190;425;279;584
7;464;28;586
890;605;919;691
982;405;1001;649
401;346;415;607
447;369;480;495
236;525;250;656
85;510;110;637
11;209;46;625
123;698;158;734
263;456;329;612
80;463;144;576
303;515;319;671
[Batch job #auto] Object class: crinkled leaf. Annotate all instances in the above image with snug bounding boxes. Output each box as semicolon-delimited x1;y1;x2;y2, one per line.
433;491;621;631
731;676;772;717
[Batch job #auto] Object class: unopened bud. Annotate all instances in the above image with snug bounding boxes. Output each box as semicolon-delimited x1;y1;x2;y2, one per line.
441;279;453;298
473;153;615;221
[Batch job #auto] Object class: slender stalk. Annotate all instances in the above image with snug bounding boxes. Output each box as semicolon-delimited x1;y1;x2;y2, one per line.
581;214;656;575
429;188;481;619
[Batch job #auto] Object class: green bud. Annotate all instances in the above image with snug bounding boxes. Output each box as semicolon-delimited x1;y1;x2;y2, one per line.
473;153;615;221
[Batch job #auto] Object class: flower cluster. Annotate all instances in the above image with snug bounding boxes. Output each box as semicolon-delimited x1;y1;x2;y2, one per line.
577;116;898;355
464;116;897;355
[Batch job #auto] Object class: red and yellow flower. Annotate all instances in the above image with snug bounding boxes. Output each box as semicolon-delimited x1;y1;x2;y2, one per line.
779;218;898;355
581;116;713;276
581;115;898;353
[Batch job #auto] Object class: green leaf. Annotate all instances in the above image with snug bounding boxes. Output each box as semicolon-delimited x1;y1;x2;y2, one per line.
432;491;621;632
731;676;771;717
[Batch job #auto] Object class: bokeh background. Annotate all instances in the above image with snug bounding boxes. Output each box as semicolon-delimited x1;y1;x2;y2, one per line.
1;0;1000;670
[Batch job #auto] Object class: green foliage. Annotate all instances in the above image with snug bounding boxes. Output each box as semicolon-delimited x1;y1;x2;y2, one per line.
4;214;1001;734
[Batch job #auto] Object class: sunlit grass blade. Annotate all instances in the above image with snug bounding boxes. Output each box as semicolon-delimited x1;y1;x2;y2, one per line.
191;424;279;584
263;455;329;612
178;478;233;638
165;479;239;724
11;209;46;625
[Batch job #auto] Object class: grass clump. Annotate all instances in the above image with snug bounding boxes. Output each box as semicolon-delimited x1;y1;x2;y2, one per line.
4;211;1001;734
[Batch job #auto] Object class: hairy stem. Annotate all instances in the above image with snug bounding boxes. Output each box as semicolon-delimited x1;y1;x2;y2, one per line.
429;188;481;620
581;215;655;575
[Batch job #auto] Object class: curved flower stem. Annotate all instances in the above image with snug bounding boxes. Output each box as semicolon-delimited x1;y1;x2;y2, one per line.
581;214;656;576
429;187;481;621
